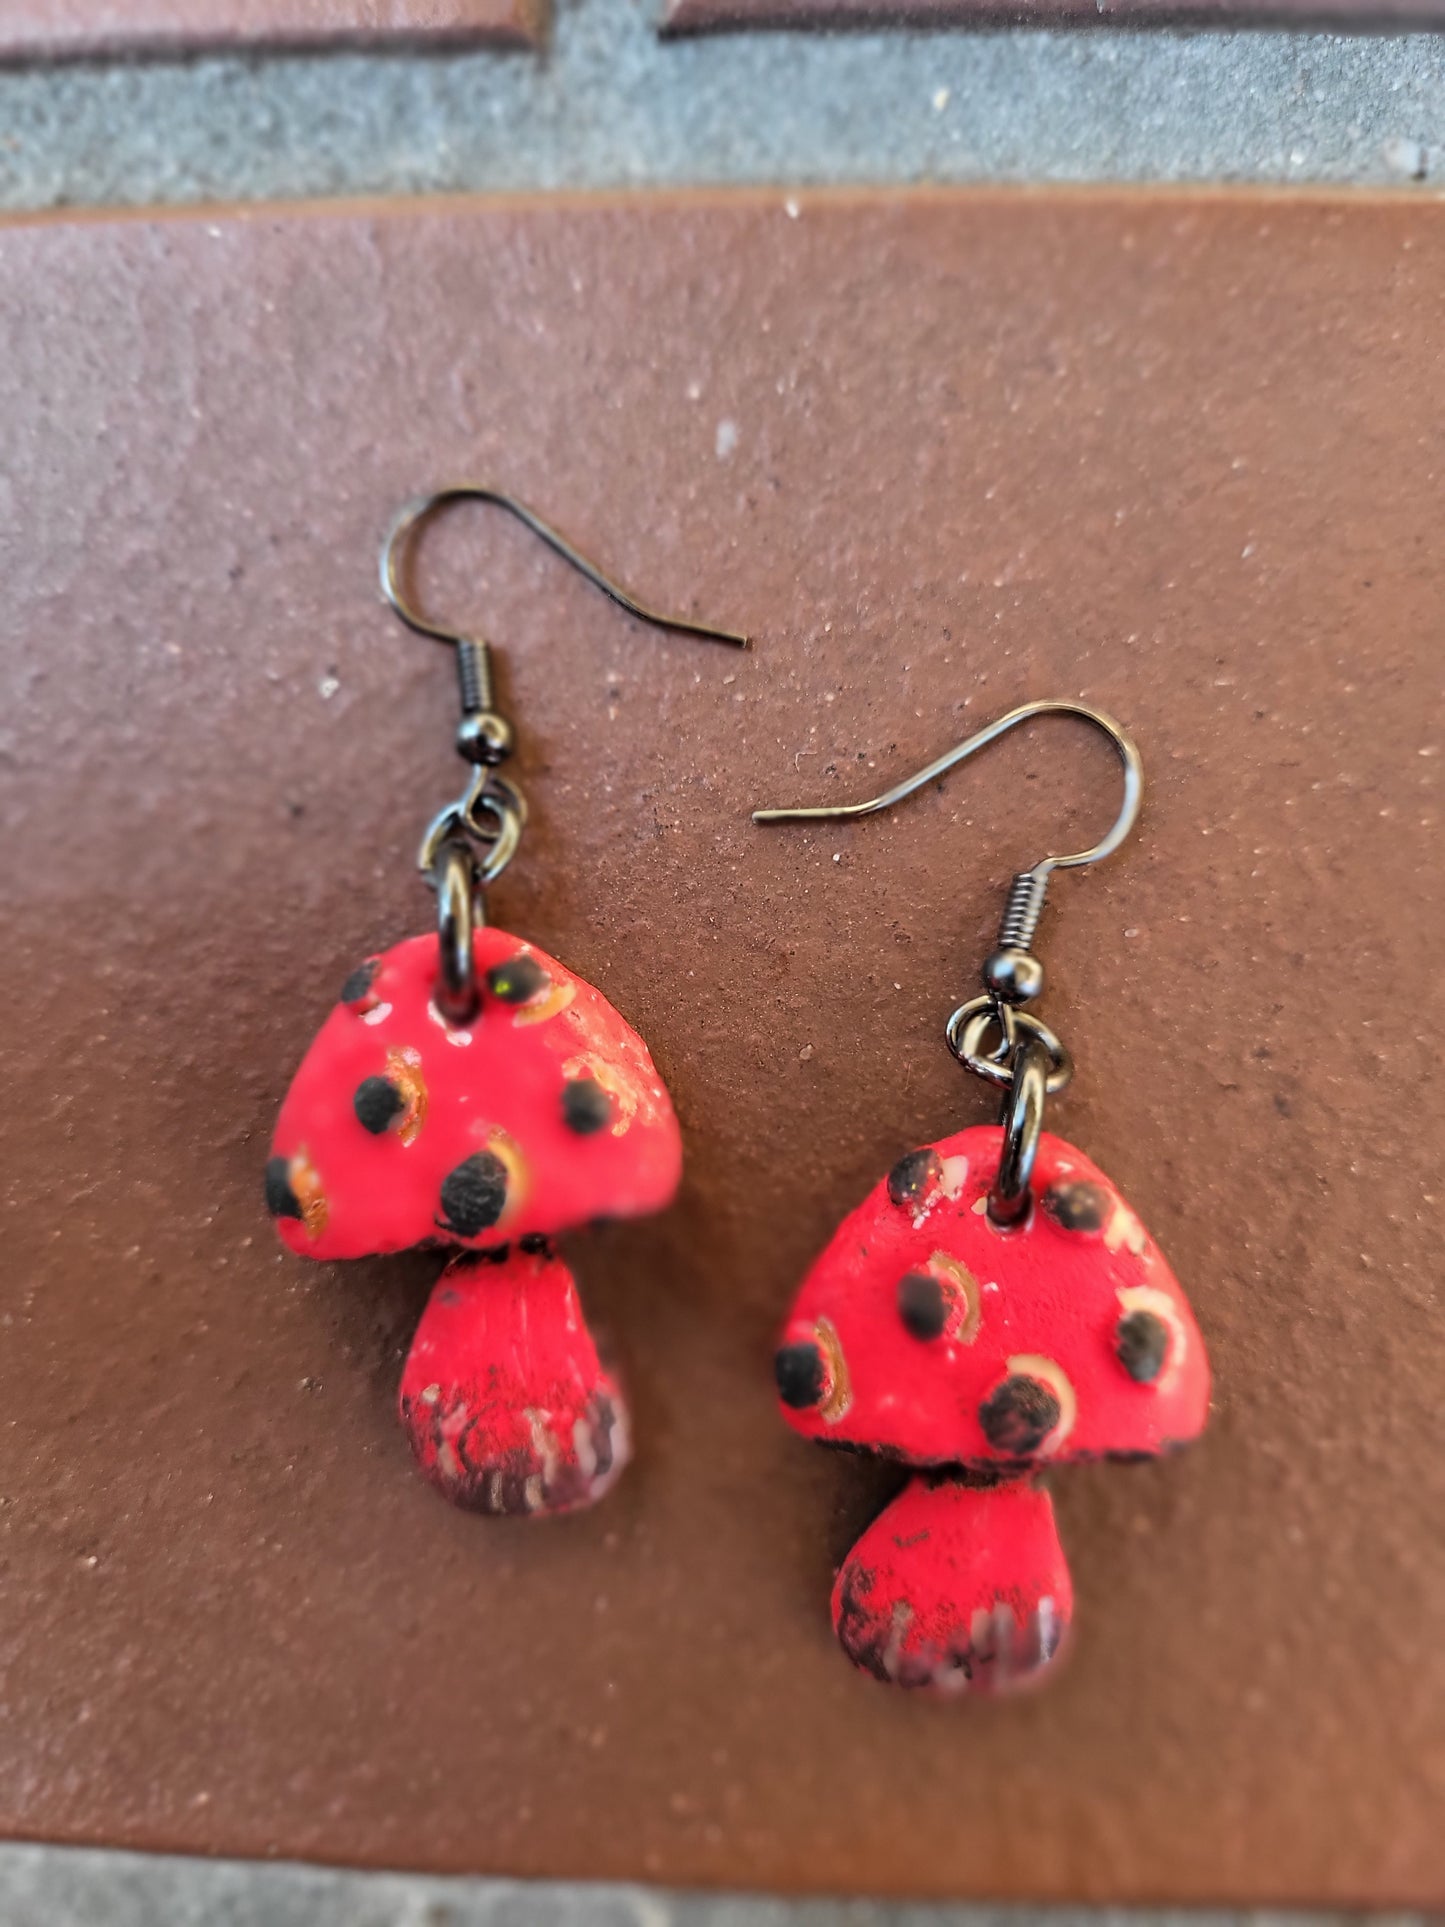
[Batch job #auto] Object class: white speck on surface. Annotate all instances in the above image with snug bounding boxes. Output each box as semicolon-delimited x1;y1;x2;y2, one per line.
784;196;800;218
1382;136;1429;179
426;1001;472;1045
715;418;738;460
932;88;950;112
318;673;340;699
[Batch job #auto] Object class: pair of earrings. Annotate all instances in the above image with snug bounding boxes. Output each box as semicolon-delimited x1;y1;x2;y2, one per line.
266;488;1210;1697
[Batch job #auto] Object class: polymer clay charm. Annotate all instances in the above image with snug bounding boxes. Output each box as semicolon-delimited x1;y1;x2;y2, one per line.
269;929;678;1513
757;699;1211;1690
265;487;744;1516
777;1126;1208;1691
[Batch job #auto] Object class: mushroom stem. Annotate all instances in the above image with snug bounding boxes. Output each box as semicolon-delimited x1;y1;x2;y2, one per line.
831;1474;1072;1694
399;1246;629;1516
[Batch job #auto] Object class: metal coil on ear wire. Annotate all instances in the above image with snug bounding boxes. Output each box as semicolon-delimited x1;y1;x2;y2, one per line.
997;870;1049;953
455;637;492;718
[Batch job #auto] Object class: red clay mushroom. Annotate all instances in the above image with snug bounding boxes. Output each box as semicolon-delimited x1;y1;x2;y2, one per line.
267;925;680;1515
775;1123;1209;1692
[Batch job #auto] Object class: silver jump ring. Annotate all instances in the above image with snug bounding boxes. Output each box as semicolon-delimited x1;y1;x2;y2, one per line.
434;839;479;1024
989;1034;1050;1226
463;775;526;886
418;772;527;888
945;995;1073;1095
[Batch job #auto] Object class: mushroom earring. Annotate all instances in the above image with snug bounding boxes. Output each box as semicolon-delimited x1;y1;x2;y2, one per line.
266;488;747;1516
755;701;1210;1693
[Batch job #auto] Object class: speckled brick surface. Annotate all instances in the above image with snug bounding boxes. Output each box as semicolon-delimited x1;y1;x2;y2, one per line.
0;0;1442;1920
0;0;543;60
663;0;1445;32
0;188;1440;1904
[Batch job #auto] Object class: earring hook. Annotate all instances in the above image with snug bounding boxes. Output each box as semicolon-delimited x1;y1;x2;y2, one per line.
753;698;1141;880
755;698;1144;1227
380;485;750;654
382;486;747;1025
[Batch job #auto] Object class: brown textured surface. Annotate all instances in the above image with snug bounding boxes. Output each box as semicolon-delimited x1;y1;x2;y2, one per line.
0;0;542;61
0;188;1441;1903
664;0;1444;30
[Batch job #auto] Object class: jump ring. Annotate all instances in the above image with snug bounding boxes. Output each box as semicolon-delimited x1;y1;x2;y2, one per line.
988;1034;1050;1226
418;772;527;888
434;839;479;1024
464;776;527;886
944;994;1073;1095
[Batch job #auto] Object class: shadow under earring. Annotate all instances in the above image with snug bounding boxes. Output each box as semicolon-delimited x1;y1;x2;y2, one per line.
266;487;746;1517
757;700;1209;1693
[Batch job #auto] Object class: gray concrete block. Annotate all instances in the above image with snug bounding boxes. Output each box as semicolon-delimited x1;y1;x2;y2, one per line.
0;0;1441;209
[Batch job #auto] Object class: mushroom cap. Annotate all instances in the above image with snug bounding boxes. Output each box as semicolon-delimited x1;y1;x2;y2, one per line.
776;1125;1209;1471
266;928;681;1260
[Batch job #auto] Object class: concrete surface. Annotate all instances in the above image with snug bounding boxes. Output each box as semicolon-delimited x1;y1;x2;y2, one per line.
0;0;1442;210
0;1851;1427;1927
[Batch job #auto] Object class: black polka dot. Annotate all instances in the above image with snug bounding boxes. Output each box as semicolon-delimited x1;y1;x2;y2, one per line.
353;1076;404;1135
897;1271;948;1340
264;1156;301;1220
887;1147;944;1210
340;958;381;1007
486;954;548;1005
562;1077;613;1136
775;1341;826;1410
1043;1179;1112;1233
518;1233;552;1256
438;1152;509;1238
1116;1308;1170;1383
979;1375;1061;1455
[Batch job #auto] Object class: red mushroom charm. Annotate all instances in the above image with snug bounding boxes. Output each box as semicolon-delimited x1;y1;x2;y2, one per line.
265;484;749;1521
756;697;1197;1690
776;1124;1209;1693
268;926;680;1514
